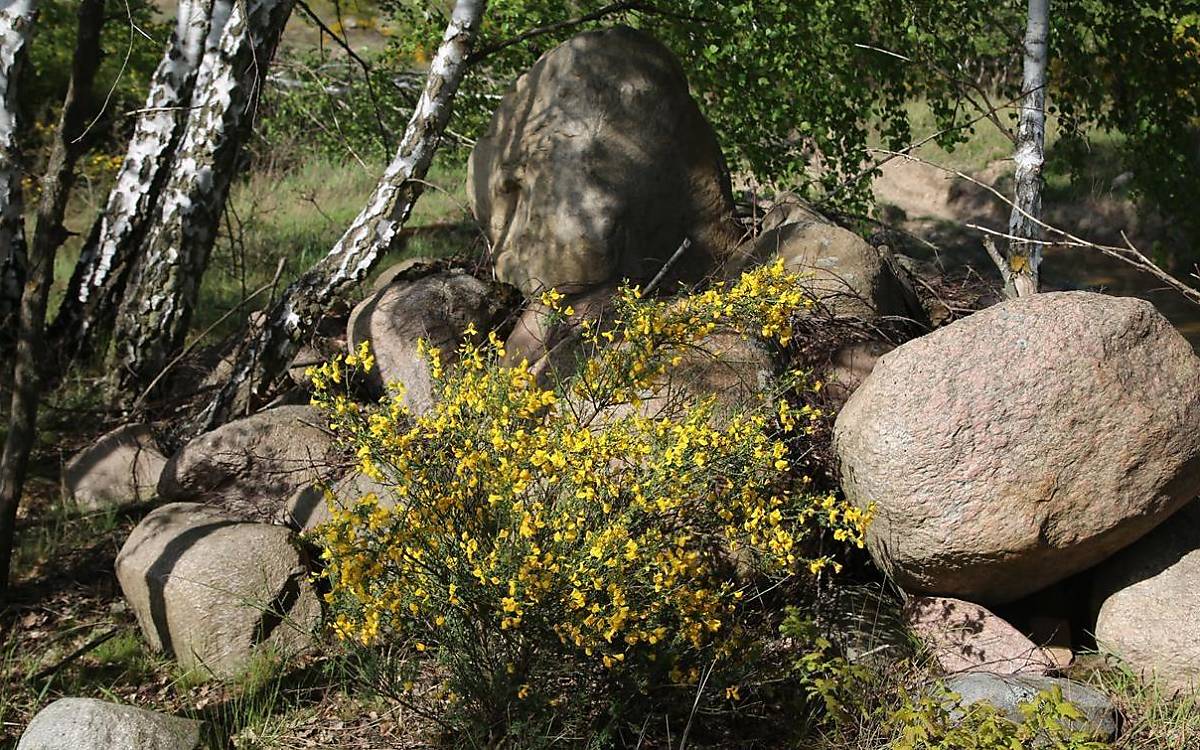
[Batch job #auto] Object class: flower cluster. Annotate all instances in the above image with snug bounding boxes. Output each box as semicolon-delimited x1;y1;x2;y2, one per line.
310;261;871;719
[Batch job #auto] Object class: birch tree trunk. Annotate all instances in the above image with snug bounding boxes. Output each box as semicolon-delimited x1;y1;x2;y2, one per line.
110;0;294;400
196;0;487;431
0;0;38;354
49;0;228;367
0;0;105;598
1004;0;1049;298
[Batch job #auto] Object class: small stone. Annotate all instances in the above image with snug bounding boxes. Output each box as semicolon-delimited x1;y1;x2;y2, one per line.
753;219;922;322
905;596;1055;676
942;673;1117;739
1028;616;1074;671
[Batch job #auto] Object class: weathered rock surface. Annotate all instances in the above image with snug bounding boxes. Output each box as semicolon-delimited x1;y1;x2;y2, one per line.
905;596;1055;676
370;255;438;293
1095;501;1200;694
835;291;1200;603
824;340;894;405
17;698;202;750
468;26;741;296
504;284;616;383
283;471;395;532
585;330;778;426
157;405;336;520
116;502;321;679
64;424;167;511
759;194;828;234
944;673;1116;737
347;269;518;410
753;218;922;322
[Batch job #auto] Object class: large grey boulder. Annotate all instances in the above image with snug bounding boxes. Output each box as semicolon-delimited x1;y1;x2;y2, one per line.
17;698;201;750
1094;501;1200;694
943;673;1117;739
468;26;741;296
347;269;518;410
753;218;922;322
157;405;336;520
836;291;1200;603
64;424;167;511
116;503;321;680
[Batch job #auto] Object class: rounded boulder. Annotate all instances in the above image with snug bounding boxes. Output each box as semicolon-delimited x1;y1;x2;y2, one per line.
1094;501;1200;694
468;26;741;296
347;269;518;411
157;405;337;520
17;698;201;750
116;503;321;679
835;291;1200;603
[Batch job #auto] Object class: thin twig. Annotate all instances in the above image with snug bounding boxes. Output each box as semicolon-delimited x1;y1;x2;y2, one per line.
645;237;691;296
72;0;136;144
30;628;119;683
295;0;391;153
466;0;644;64
874;148;1200;307
678;659;716;750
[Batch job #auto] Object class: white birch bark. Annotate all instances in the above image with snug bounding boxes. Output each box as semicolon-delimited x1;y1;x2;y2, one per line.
1005;0;1050;297
197;0;487;430
51;0;227;361
112;0;294;398
0;0;38;340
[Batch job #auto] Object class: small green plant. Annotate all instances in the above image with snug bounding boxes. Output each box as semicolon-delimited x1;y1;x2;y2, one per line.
310;262;872;739
888;686;1110;750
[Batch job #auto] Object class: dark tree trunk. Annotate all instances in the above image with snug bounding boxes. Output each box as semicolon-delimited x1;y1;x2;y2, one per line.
195;0;487;432
0;0;106;599
0;0;38;358
49;0;228;369
1004;0;1049;297
109;0;294;402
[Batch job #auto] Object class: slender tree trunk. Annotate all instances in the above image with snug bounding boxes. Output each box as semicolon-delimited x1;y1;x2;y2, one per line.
0;0;38;356
49;0;228;368
110;0;293;401
1004;0;1049;297
195;0;487;431
0;0;105;599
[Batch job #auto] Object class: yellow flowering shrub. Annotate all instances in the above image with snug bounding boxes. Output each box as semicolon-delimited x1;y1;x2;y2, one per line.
309;261;872;735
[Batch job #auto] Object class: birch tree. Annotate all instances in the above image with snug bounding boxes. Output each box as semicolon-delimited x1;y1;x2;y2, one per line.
1;0;105;598
110;0;294;400
49;0;229;366
196;0;487;430
996;0;1050;297
0;0;38;353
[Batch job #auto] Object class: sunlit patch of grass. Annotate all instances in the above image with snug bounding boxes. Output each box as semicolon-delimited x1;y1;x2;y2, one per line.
192;153;475;342
1073;656;1200;749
